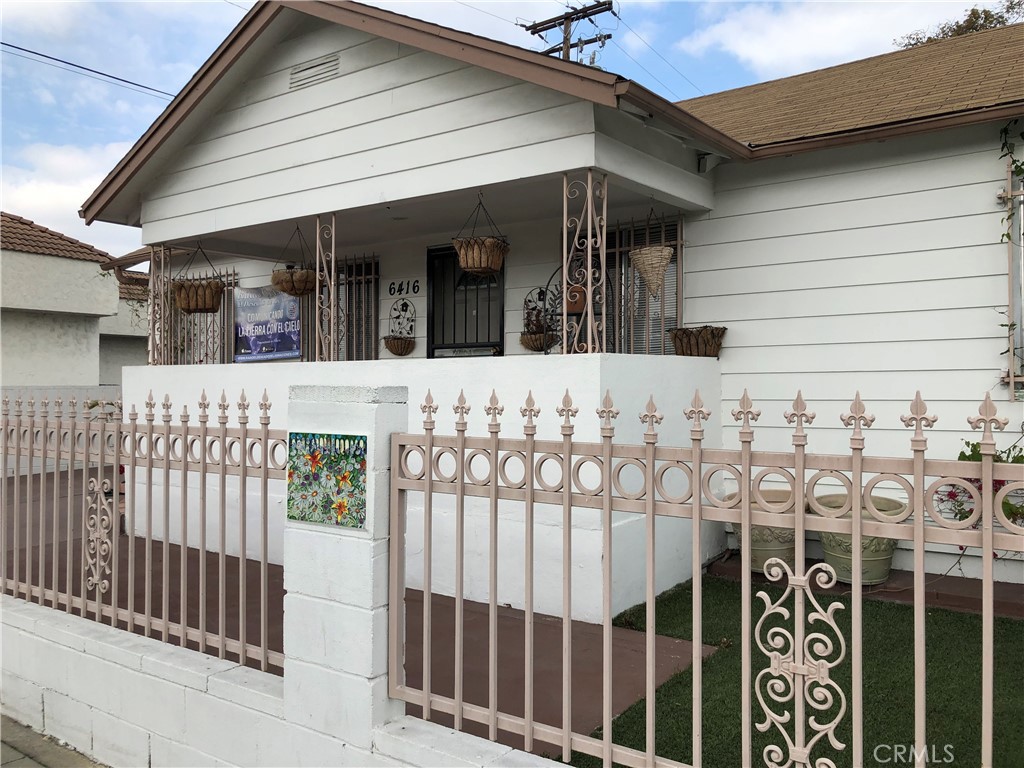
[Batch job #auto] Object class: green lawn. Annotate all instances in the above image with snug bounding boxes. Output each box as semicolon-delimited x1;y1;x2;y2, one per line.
571;576;1024;768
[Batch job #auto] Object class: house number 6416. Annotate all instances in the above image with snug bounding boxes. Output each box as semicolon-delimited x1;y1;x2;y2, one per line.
388;280;420;296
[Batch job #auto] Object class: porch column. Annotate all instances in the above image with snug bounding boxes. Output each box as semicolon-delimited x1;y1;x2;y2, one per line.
281;384;407;748
561;169;608;353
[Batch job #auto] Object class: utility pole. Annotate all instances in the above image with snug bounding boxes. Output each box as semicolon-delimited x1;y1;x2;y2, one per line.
523;1;614;62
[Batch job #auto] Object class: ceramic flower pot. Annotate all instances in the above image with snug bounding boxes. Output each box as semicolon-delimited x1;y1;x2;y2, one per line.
725;489;799;573
815;494;907;585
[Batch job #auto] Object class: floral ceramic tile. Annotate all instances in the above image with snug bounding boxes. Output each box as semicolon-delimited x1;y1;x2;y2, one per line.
287;432;367;528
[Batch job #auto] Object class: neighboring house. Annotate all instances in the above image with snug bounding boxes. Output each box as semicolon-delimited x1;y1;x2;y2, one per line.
0;211;148;390
81;2;1024;605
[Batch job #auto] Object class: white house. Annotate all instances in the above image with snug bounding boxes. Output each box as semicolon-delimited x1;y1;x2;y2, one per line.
0;212;148;392
82;2;1024;611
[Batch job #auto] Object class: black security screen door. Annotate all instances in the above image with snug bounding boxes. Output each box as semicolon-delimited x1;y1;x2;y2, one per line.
427;245;504;358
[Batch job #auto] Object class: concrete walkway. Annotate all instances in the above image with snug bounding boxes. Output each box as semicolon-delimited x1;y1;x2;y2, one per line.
1;717;105;768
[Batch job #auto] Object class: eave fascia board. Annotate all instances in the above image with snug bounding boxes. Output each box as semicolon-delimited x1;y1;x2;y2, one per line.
80;2;286;225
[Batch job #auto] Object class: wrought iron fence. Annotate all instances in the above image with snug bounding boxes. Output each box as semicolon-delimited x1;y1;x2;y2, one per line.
389;388;1023;767
1;390;287;672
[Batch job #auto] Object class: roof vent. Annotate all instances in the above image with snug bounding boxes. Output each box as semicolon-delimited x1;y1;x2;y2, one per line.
289;53;340;90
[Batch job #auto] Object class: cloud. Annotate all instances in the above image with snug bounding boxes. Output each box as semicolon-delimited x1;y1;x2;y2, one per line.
675;1;980;80
620;19;660;55
0;1;88;39
1;142;142;257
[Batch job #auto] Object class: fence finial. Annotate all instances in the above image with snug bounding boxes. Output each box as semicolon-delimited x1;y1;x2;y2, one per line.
259;389;271;422
145;390;155;415
421;390;438;429
784;390;815;435
640;395;663;436
67;397;76;417
162;394;172;421
731;389;760;435
453;389;471;427
198;390;210;420
521;390;540;428
557;389;578;428
597;389;619;431
39;398;49;417
238;390;250;420
218;390;229;418
684;389;710;430
841;391;875;439
1;395;8;416
967;392;1007;443
129;403;138;422
900;391;937;439
485;389;504;426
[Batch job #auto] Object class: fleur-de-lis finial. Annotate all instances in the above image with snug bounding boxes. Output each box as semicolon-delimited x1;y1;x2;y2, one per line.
39;398;49;417
14;397;23;415
53;398;63;417
421;390;438;423
684;389;711;430
259;389;271;416
784;390;815;435
900;391;937;439
840;391;875;438
556;389;578;427
520;390;540;428
731;389;760;434
145;390;155;414
453;390;471;427
596;389;619;430
1;396;8;416
485;389;504;426
198;390;210;418
640;395;663;436
218;390;229;414
161;394;172;419
967;392;1008;442
238;390;250;418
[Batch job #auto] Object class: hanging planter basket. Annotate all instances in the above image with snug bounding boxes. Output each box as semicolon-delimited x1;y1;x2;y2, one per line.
630;245;673;299
172;243;224;314
520;331;559;353
452;193;509;276
271;226;317;297
173;278;224;315
384;336;415;356
667;326;727;358
271;267;316;297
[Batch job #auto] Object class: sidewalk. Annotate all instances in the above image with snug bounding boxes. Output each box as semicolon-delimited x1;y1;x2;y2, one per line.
1;717;105;768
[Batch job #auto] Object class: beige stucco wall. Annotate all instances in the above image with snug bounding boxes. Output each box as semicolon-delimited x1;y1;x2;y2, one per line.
99;335;148;386
98;299;148;337
0;309;100;386
0;250;118;316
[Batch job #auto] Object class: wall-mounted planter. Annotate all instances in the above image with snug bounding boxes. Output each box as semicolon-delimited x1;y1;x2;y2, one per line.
173;279;224;314
520;332;558;353
271;267;316;297
667;326;727;358
384;336;415;356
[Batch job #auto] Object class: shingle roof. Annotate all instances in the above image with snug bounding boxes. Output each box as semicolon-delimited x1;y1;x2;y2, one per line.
1;211;112;263
677;23;1024;148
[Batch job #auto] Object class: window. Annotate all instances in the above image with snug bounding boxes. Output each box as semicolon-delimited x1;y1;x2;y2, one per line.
427;245;504;358
340;255;380;361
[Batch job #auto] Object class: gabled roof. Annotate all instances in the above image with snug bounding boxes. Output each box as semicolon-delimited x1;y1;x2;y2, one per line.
678;23;1024;152
79;0;748;226
1;211;111;263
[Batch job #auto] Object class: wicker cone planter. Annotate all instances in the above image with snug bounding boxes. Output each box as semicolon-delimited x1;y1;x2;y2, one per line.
629;245;673;298
520;331;558;353
272;268;316;297
384;336;415;357
453;236;508;275
173;279;224;314
667;326;727;358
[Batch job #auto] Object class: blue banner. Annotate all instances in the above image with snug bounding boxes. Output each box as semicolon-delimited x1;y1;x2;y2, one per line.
234;286;302;362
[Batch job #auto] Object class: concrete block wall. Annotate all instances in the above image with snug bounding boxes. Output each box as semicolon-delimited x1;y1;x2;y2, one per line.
1;384;560;768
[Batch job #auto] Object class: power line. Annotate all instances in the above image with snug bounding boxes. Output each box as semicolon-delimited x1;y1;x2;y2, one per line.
609;39;681;100
1;49;172;101
612;10;705;96
0;41;176;97
454;1;517;26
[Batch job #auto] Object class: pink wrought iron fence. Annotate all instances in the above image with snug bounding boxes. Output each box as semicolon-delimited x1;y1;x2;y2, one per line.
1;390;288;672
389;388;1023;767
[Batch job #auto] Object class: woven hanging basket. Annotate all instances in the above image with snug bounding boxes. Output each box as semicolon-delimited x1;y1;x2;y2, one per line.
384;336;416;357
629;245;673;298
667;326;727;358
272;267;316;297
173;279;224;315
453;236;508;276
520;331;558;353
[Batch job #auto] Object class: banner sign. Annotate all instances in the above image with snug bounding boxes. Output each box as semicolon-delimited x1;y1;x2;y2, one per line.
234;286;301;363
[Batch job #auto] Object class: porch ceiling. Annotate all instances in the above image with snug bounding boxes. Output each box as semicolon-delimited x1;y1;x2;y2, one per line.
156;173;688;262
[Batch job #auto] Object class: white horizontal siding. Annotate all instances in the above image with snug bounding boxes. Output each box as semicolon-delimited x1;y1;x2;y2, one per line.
684;122;1023;457
140;20;597;244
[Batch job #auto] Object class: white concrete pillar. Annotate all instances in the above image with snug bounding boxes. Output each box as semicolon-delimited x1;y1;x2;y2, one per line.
282;385;407;750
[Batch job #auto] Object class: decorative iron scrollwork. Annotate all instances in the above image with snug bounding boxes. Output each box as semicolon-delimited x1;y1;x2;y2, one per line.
85;477;115;595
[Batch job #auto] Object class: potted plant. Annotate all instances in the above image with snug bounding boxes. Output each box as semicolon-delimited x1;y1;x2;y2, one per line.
725;489;800;573
814;493;907;585
519;288;558;352
937;439;1024;527
383;299;416;356
452;193;509;276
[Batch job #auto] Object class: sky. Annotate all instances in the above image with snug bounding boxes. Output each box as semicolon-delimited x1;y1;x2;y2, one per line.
0;0;986;258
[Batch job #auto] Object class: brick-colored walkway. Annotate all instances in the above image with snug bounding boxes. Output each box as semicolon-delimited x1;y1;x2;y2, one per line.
0;717;104;768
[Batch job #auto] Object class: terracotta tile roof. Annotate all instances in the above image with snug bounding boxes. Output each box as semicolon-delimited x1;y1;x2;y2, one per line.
677;23;1024;147
1;211;112;263
118;281;149;302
